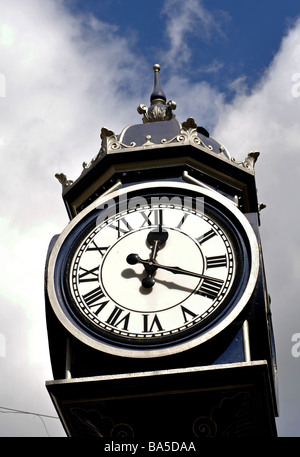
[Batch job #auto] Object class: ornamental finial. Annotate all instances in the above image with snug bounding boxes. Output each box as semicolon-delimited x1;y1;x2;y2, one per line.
137;64;176;123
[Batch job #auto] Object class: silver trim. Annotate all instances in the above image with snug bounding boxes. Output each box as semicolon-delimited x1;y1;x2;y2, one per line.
65;338;72;379
46;361;268;385
101;179;122;198
242;320;251;362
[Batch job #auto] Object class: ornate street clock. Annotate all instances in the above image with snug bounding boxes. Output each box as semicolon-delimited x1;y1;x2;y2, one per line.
45;65;278;438
47;182;259;359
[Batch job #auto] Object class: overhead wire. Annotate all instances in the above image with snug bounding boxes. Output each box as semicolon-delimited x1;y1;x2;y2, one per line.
0;406;59;437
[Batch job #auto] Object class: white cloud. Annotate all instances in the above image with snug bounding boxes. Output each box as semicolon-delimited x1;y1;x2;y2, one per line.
164;74;225;131
0;0;146;228
213;18;300;152
161;0;228;66
0;0;147;436
211;18;300;437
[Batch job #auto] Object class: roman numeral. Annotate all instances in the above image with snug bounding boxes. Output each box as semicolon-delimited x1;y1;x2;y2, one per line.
206;255;227;269
143;314;164;333
181;305;197;323
86;240;109;257
197;229;216;244
106;306;130;330
82;286;109;315
79;266;99;283
109;217;133;238
83;285;106;305
196;278;223;300
140;210;153;227
140;208;163;228
176;213;189;229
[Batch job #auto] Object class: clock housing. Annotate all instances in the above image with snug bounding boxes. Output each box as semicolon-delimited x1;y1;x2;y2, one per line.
46;181;259;359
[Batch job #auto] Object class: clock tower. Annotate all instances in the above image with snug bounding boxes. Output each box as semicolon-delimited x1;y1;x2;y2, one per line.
45;65;278;438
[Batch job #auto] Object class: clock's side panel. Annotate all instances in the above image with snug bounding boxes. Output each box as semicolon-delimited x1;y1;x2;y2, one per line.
45;235;68;380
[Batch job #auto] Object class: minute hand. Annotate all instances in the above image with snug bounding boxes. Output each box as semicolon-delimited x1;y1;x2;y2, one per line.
138;258;224;284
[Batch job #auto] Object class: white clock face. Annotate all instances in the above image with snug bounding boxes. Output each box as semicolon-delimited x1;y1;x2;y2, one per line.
48;182;259;357
68;199;236;344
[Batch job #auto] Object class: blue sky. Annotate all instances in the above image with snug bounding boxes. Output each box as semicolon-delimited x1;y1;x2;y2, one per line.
1;0;300;438
71;0;300;97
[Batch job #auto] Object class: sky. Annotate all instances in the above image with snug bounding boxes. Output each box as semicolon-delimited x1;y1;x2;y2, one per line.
1;0;300;438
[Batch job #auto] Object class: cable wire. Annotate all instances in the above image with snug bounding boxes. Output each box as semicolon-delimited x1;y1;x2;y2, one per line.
0;405;58;418
0;406;59;437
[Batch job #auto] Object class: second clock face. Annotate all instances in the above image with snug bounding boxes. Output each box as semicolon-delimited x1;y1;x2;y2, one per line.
67;194;239;347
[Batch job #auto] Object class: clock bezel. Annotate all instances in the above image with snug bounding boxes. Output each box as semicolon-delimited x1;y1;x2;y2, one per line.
46;181;260;358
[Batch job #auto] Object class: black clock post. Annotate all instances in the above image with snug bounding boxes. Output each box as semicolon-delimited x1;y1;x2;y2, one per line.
45;65;278;438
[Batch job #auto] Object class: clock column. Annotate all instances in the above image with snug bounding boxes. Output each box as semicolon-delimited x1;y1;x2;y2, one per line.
45;64;278;438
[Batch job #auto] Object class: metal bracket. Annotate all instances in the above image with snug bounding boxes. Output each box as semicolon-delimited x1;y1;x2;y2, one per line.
101;179;122;198
182;171;239;207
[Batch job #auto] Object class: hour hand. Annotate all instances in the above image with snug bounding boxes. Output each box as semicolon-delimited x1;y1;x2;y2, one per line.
147;228;168;258
135;228;169;288
147;228;169;247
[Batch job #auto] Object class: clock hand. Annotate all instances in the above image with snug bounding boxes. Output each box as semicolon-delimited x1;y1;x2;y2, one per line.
126;254;224;285
147;228;168;259
143;228;169;288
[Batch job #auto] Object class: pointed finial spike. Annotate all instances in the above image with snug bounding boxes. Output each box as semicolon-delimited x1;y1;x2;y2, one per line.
150;63;166;105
